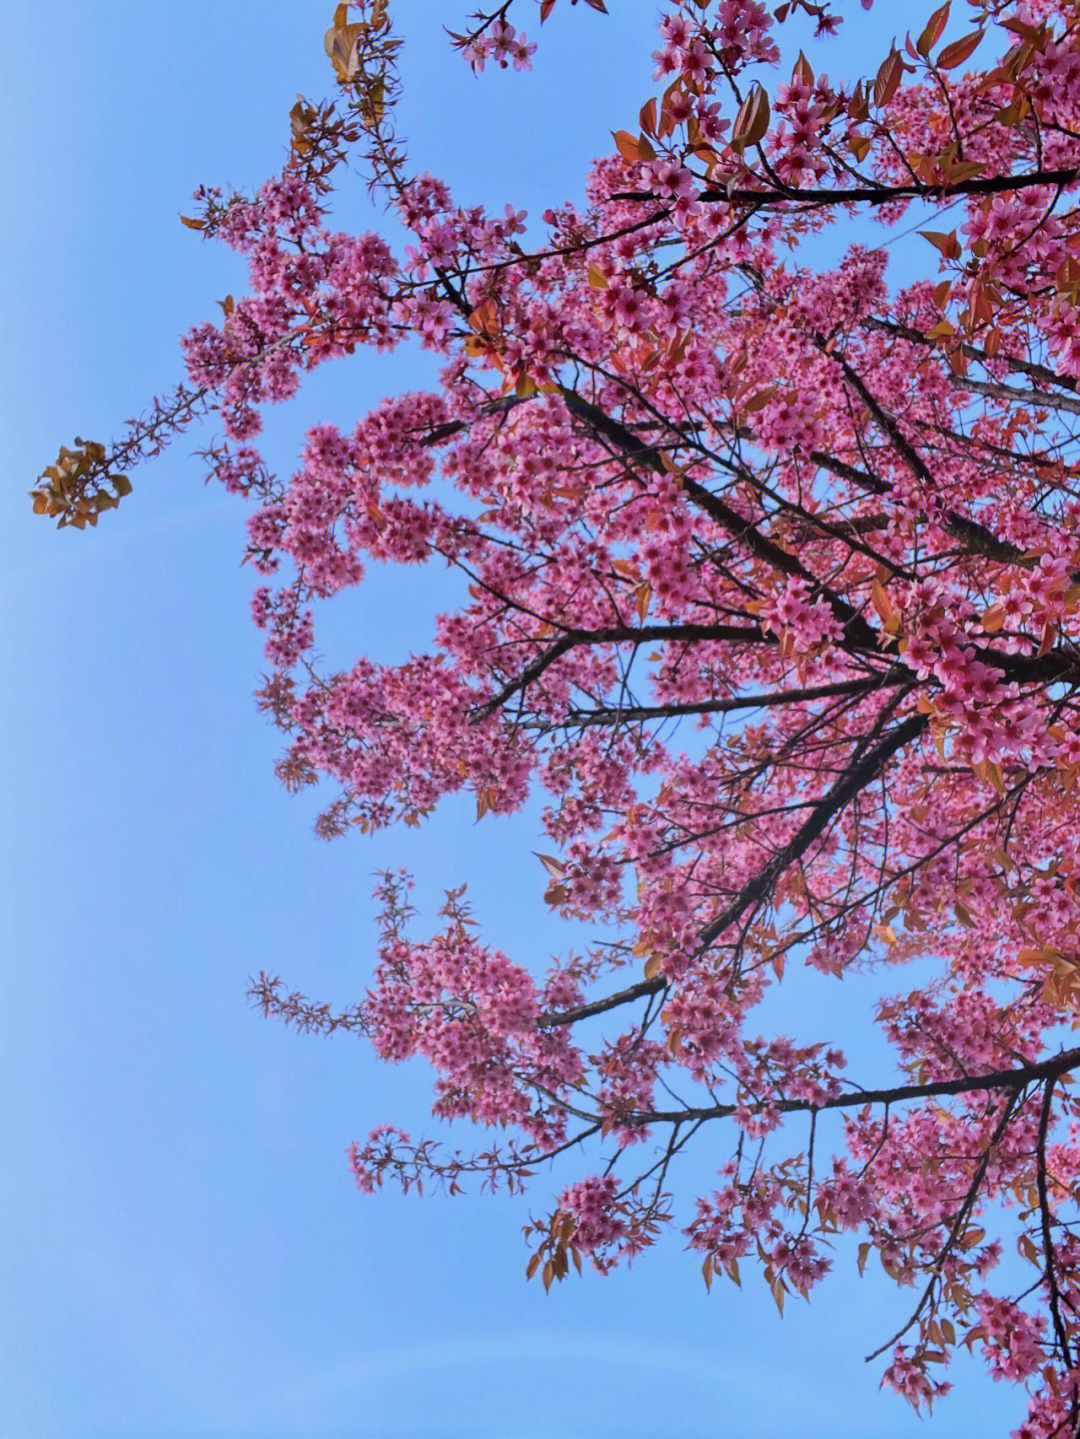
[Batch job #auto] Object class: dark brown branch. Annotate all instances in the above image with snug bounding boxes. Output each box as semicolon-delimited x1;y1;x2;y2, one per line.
415;393;525;447
825;360;1080;598
953;373;1080;418
1038;1078;1073;1367
694;709;925;950
635;1046;1080;1125
537;976;663;1030
807;448;1032;567
864;315;1078;394
558;387;882;650
537;673;910;730
863;1083;1024;1362
473;620;777;721
539;707;924;1028
613;167;1080;210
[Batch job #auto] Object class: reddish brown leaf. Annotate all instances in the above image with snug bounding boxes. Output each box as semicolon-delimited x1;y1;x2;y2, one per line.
731;85;770;153
613;129;652;162
936;29;984;69
919;229;961;260
917;1;950;58
874;49;905;108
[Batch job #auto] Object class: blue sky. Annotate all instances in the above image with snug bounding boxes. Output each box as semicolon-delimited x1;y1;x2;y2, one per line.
3;3;1028;1435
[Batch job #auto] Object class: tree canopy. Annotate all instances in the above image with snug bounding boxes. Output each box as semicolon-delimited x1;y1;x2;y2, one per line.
38;0;1080;1427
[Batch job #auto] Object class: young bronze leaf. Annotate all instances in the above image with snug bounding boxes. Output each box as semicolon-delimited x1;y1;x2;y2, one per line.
731;85;770;153
613;129;643;162
936;30;984;69
874;49;904;107
917;1;951;58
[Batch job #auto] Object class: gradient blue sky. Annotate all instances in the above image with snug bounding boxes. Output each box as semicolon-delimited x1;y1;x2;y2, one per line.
3;4;1027;1435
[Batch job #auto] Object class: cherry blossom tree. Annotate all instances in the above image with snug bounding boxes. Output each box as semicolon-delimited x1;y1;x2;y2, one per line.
35;0;1080;1427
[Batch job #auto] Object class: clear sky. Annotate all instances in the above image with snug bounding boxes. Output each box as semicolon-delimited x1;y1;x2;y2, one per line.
2;3;1027;1436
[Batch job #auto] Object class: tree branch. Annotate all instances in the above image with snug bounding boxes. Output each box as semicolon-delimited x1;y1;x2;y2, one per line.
535;673;910;731
636;1047;1080;1125
694;709;925;950
538;706;924;1028
612;167;1080;210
